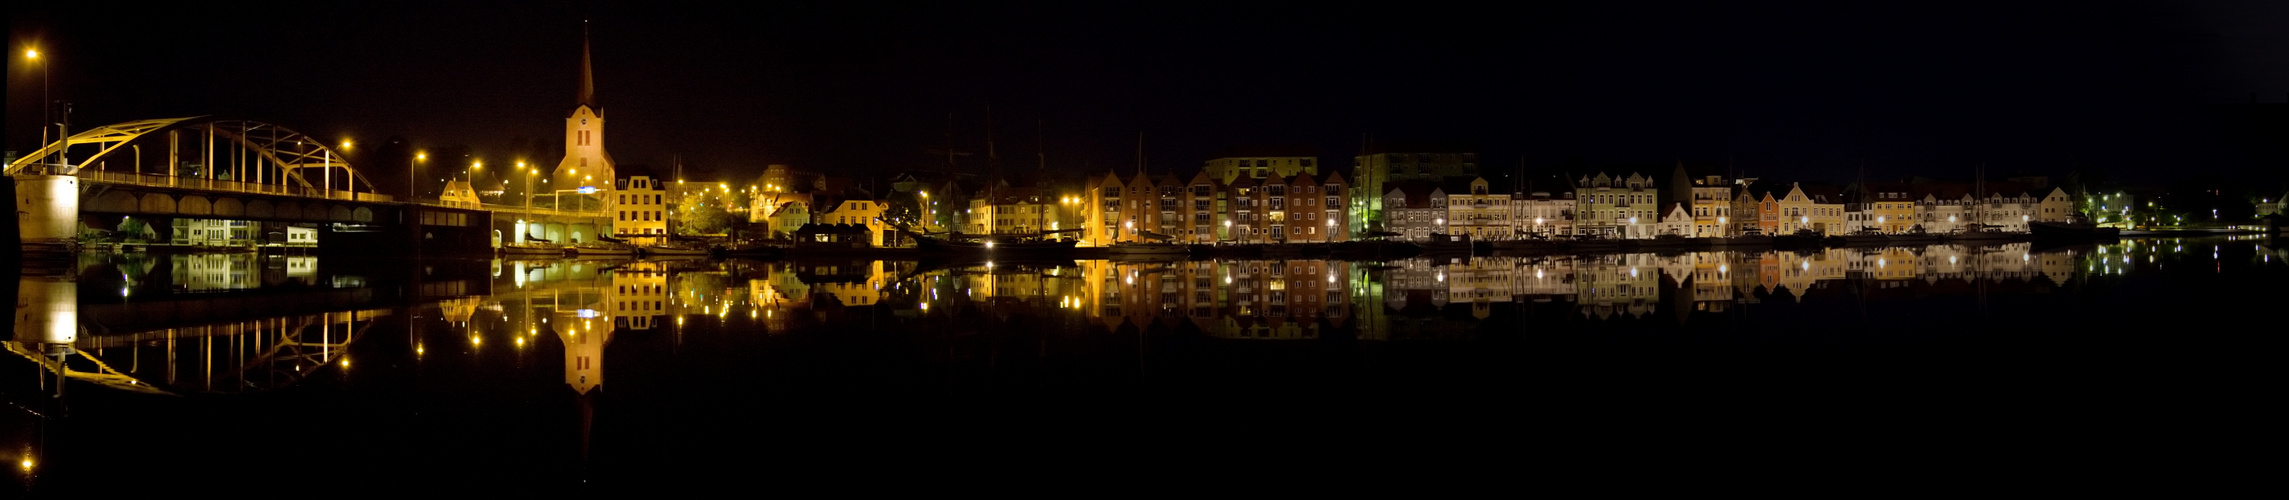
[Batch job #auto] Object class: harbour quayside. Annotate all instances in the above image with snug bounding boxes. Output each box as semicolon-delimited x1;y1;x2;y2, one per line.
912;230;1081;259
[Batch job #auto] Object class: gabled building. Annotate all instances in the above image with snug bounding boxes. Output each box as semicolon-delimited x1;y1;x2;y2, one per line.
1382;181;1448;242
1658;203;1694;237
761;200;811;240
1775;183;1847;235
1573;172;1659;238
1733;183;1783;236
814;199;890;246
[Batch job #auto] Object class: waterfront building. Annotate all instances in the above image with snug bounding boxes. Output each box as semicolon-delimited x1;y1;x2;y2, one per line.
1670;163;1735;237
1382;181;1447;242
1349;142;1477;234
1734;183;1782;236
1152;173;1187;241
1573;172;1659;238
2039;188;2074;223
1183;172;1224;243
1084;171;1166;245
1658;203;1693;236
1236;175;1272;244
1448;177;1512;241
1857;182;1919;234
1254;170;1336;243
760;201;810;240
608;176;668;244
1774;183;1846;234
814;199;890;246
1316;172;1352;243
1512;191;1575;238
1689;175;1734;237
967;184;1056;236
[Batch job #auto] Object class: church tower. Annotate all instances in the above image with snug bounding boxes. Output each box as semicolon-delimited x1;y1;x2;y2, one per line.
553;22;616;193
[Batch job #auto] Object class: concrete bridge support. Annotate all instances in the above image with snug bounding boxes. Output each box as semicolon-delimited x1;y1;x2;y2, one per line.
15;175;80;244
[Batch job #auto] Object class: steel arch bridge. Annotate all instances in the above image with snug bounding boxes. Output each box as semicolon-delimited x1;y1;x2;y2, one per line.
6;116;387;201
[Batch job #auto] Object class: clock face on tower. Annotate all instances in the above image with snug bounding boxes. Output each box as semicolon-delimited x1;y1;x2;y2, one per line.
582;118;588;125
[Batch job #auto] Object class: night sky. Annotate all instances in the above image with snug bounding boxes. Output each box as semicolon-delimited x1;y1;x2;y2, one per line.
6;1;2284;189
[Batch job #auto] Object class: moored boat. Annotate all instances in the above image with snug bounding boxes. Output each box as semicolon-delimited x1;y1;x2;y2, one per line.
1945;224;2022;242
500;240;565;257
1840;230;1892;246
568;240;639;257
2027;219;2122;240
1105;241;1192;260
641;241;712;257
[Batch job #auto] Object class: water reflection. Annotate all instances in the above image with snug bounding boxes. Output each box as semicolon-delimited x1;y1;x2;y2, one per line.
11;238;2281;397
4;236;2283;489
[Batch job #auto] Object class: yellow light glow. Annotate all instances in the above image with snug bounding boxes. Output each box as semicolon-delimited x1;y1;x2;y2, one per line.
471;335;482;346
340;357;351;368
24;49;36;59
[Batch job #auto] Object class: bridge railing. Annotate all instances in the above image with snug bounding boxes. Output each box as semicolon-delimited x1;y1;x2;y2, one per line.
481;203;607;217
80;170;397;203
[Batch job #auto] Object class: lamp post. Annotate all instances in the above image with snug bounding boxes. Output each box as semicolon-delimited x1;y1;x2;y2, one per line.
26;48;49;155
338;139;355;197
410;151;426;200
524;165;537;211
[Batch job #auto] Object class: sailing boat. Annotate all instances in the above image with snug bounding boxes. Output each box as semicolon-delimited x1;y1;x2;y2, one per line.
1949;164;2020;242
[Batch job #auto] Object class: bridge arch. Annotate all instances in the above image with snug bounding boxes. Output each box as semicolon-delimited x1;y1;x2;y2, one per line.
6;116;387;200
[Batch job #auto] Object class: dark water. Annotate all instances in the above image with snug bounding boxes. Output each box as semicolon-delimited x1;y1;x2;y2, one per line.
5;237;2279;492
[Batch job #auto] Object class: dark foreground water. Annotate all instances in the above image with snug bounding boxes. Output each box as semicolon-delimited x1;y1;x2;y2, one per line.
4;237;2279;493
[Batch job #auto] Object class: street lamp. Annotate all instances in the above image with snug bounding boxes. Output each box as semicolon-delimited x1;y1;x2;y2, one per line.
25;47;48;152
411;151;426;200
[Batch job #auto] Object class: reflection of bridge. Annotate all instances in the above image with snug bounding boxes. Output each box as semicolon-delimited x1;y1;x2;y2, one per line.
65;310;386;394
8;116;491;255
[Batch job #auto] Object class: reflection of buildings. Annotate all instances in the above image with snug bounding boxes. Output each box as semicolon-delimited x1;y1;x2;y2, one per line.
1073;259;1354;340
164;253;322;292
607;261;671;330
1574;254;1661;319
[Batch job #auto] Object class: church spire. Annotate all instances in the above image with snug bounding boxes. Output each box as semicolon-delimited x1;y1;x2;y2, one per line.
578;20;597;109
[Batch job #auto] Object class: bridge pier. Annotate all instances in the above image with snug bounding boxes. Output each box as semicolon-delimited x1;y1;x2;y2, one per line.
15;174;80;244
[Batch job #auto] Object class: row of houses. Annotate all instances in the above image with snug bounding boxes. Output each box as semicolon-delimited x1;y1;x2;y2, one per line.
678;156;2086;248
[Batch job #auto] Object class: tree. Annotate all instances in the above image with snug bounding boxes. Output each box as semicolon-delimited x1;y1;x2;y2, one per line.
679;205;735;235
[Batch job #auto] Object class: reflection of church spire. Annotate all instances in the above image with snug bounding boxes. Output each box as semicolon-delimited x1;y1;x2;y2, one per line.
577;391;595;482
557;311;611;395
